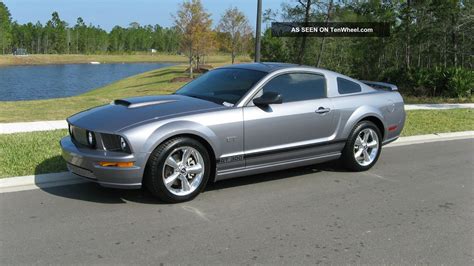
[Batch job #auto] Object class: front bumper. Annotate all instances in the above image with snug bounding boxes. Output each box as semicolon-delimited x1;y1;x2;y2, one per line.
60;136;146;189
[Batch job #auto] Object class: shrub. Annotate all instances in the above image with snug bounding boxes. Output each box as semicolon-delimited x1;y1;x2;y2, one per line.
446;68;474;98
379;67;473;98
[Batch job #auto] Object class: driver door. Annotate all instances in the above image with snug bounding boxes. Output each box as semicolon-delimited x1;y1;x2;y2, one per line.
243;72;338;167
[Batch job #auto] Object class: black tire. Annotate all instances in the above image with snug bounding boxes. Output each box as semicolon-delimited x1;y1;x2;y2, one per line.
144;137;211;203
340;120;382;171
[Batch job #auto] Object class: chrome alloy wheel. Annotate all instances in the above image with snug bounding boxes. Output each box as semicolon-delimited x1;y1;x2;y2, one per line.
162;146;205;196
353;128;379;166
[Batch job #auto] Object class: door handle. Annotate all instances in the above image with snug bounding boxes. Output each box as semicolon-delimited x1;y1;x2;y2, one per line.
315;107;331;114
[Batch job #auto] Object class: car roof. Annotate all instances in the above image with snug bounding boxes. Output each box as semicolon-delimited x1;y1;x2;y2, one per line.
219;62;300;73
218;62;345;76
217;62;373;91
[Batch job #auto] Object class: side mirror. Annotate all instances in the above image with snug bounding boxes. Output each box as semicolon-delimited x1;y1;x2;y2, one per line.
253;91;282;106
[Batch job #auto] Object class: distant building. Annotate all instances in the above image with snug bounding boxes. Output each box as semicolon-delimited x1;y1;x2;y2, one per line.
13;48;28;56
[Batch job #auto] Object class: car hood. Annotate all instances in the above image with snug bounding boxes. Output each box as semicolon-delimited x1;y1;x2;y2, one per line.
67;94;225;132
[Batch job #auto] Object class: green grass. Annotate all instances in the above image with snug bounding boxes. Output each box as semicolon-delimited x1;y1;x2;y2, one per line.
0;53;251;66
0;130;68;178
401;109;474;136
1;109;472;178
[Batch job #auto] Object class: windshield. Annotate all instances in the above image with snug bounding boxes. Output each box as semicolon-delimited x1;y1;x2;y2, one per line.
175;68;267;106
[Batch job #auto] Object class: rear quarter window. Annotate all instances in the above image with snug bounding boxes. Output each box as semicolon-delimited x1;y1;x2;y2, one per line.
337;77;362;94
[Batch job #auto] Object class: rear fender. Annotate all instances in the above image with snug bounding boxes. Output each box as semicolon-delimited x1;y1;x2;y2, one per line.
341;105;386;140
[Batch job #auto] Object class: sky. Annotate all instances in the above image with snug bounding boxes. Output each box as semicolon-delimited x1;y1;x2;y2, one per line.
2;0;283;31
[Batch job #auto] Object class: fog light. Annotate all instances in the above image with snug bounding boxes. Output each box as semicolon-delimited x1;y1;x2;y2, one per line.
99;161;134;168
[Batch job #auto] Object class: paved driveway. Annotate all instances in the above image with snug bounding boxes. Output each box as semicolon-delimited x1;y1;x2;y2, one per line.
1;139;473;264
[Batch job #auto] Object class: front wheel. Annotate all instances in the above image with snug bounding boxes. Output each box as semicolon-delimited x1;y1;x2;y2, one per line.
340;121;382;171
144;137;211;203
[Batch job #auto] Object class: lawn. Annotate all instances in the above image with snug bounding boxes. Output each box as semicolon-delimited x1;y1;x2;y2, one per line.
402;109;474;136
0;130;68;178
0;53;247;66
1;109;472;178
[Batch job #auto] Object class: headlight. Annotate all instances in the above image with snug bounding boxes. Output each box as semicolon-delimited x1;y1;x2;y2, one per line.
68;124;73;137
86;131;96;148
119;137;131;153
101;133;131;153
120;137;128;151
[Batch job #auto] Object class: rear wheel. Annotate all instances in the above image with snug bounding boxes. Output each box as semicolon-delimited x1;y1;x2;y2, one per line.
144;137;211;203
341;121;382;171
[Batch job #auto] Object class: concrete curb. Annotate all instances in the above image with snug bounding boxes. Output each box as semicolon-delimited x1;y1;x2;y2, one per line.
0;172;85;193
385;131;474;147
0;131;472;193
0;120;68;134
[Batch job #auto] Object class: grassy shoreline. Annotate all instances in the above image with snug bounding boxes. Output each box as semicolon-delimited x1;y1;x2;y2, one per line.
0;53;246;67
0;65;189;122
1;109;473;178
0;58;256;123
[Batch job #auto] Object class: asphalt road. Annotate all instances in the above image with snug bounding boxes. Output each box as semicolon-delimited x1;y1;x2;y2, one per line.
1;139;473;265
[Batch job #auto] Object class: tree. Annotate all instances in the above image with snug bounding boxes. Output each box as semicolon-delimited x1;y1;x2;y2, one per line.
217;7;252;64
173;0;213;78
0;2;12;54
297;0;312;64
315;0;333;67
48;12;67;53
261;28;289;62
74;17;86;53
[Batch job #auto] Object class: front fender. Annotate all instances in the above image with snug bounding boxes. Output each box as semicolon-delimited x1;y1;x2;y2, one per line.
143;120;220;158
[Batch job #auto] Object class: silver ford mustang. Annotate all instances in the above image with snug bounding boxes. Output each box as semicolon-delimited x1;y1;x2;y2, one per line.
61;63;405;202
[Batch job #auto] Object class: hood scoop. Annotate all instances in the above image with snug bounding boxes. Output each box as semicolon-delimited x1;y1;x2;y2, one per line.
113;99;176;109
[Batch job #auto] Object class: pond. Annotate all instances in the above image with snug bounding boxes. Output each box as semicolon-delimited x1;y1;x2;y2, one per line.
0;63;175;101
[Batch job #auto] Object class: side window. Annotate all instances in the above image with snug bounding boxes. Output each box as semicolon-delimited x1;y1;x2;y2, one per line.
337;77;362;94
259;73;326;103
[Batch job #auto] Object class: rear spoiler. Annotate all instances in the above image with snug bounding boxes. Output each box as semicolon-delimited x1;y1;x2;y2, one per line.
361;80;398;91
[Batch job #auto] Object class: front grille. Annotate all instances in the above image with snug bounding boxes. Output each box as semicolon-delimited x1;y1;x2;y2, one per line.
70;125;89;146
101;133;122;151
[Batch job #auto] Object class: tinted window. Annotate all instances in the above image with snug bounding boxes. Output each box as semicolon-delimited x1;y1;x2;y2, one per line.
176;68;266;105
260;73;326;103
337;77;362;94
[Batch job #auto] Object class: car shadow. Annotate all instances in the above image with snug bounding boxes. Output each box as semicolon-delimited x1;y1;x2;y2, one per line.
206;160;348;192
35;157;348;205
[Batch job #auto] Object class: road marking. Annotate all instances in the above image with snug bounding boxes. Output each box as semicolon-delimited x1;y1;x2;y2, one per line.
181;205;211;221
0;131;472;193
363;172;397;182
